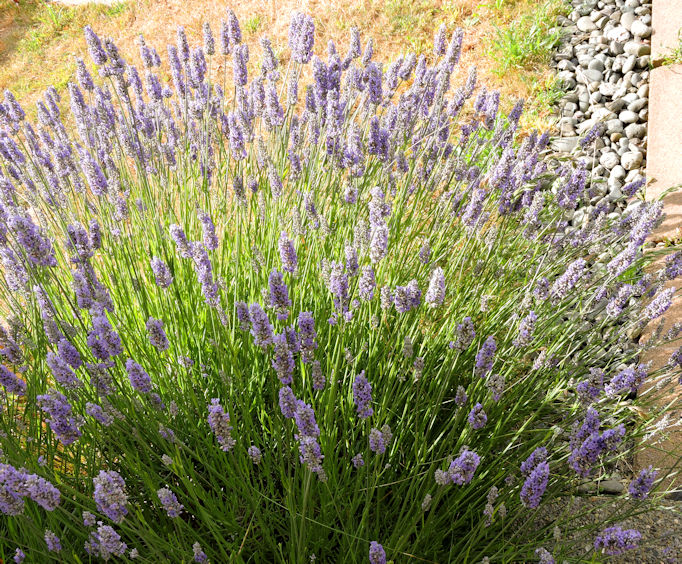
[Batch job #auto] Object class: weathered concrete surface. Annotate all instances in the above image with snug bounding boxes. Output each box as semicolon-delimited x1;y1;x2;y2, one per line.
646;64;682;239
636;62;682;492
652;0;682;63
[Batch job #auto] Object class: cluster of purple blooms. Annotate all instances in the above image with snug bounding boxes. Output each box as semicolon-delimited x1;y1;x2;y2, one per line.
93;470;128;523
208;398;236;452
85;523;128;560
157;487;184;517
568;408;625;477
435;449;481;486
0;5;678;562
594;526;642;555
520;447;549;509
0;463;61;516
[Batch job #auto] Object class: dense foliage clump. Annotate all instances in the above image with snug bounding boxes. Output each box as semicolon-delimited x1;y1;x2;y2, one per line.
0;11;680;563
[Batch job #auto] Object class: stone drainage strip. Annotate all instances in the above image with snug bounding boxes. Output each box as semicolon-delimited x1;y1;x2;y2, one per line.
546;0;682;560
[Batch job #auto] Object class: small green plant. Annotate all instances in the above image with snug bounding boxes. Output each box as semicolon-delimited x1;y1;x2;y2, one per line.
661;30;682;65
17;3;75;54
101;1;129;18
491;0;566;74
244;14;261;34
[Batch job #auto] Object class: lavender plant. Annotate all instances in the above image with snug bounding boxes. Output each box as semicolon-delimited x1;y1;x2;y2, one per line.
0;12;680;563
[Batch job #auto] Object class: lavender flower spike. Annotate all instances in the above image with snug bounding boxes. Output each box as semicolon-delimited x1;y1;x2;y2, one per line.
353;371;373;419
289;12;315;64
208;398;235;451
125;359;152;393
93;470;128;523
146;317;169;351
425;267;446;307
594;526;641;556
249;303;274;348
278;231;298;273
150;257;173;288
157;487;183;517
369;541;387;564
474;336;496;378
628;466;656;500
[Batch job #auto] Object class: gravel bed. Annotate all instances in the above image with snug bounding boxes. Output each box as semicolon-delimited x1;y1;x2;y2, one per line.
542;0;682;561
549;0;649;228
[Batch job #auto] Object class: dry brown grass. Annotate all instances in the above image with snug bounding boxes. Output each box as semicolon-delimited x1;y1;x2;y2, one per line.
0;0;561;130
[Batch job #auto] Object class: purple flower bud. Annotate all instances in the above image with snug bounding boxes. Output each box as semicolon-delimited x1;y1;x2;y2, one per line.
233;44;249;87
289;12;315;64
158;487;183;517
208;398;235;451
249;303;274;348
359;266;376;301
279;386;297;418
93;470;128;523
433;24;447;56
44;530;61;552
594;526;641;556
278;232;298;274
198;210;219;251
125;358;152;393
272;333;294;385
248;445;262;464
520;448;549;509
146;317;169;351
268;270;291;321
353;371;373;419
150;257;173;288
85;523;127;560
369;541;386;564
551;258;586;301
227;9;242;45
84;26;108;65
0;364;26;395
628;465;657;500
46;352;81;390
468;402;487;429
369;424;392;455
443;449;480;485
203;22;215;55
425;267;446;307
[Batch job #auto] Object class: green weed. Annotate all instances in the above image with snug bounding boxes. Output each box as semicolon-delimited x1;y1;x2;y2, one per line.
245;15;262;34
490;0;567;74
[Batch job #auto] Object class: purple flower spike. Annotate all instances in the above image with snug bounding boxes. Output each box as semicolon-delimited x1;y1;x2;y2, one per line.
628;466;657;500
84;26;108;65
125;359;152;393
289;12;315;64
468;403;487;430
208;398;235;451
369;541;386;564
249;303;274;348
269;270;291;321
369;425;392;455
157;487;183;517
278;231;298;273
151;257;173;288
594;526;641;555
439;449;480;486
272;333;294;385
474;336;496;378
85;524;127;560
93;470;128;523
44;530;61;552
353;371;374;419
146;317;169;351
425;267;446;307
520;448;549;509
278;386;298;418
